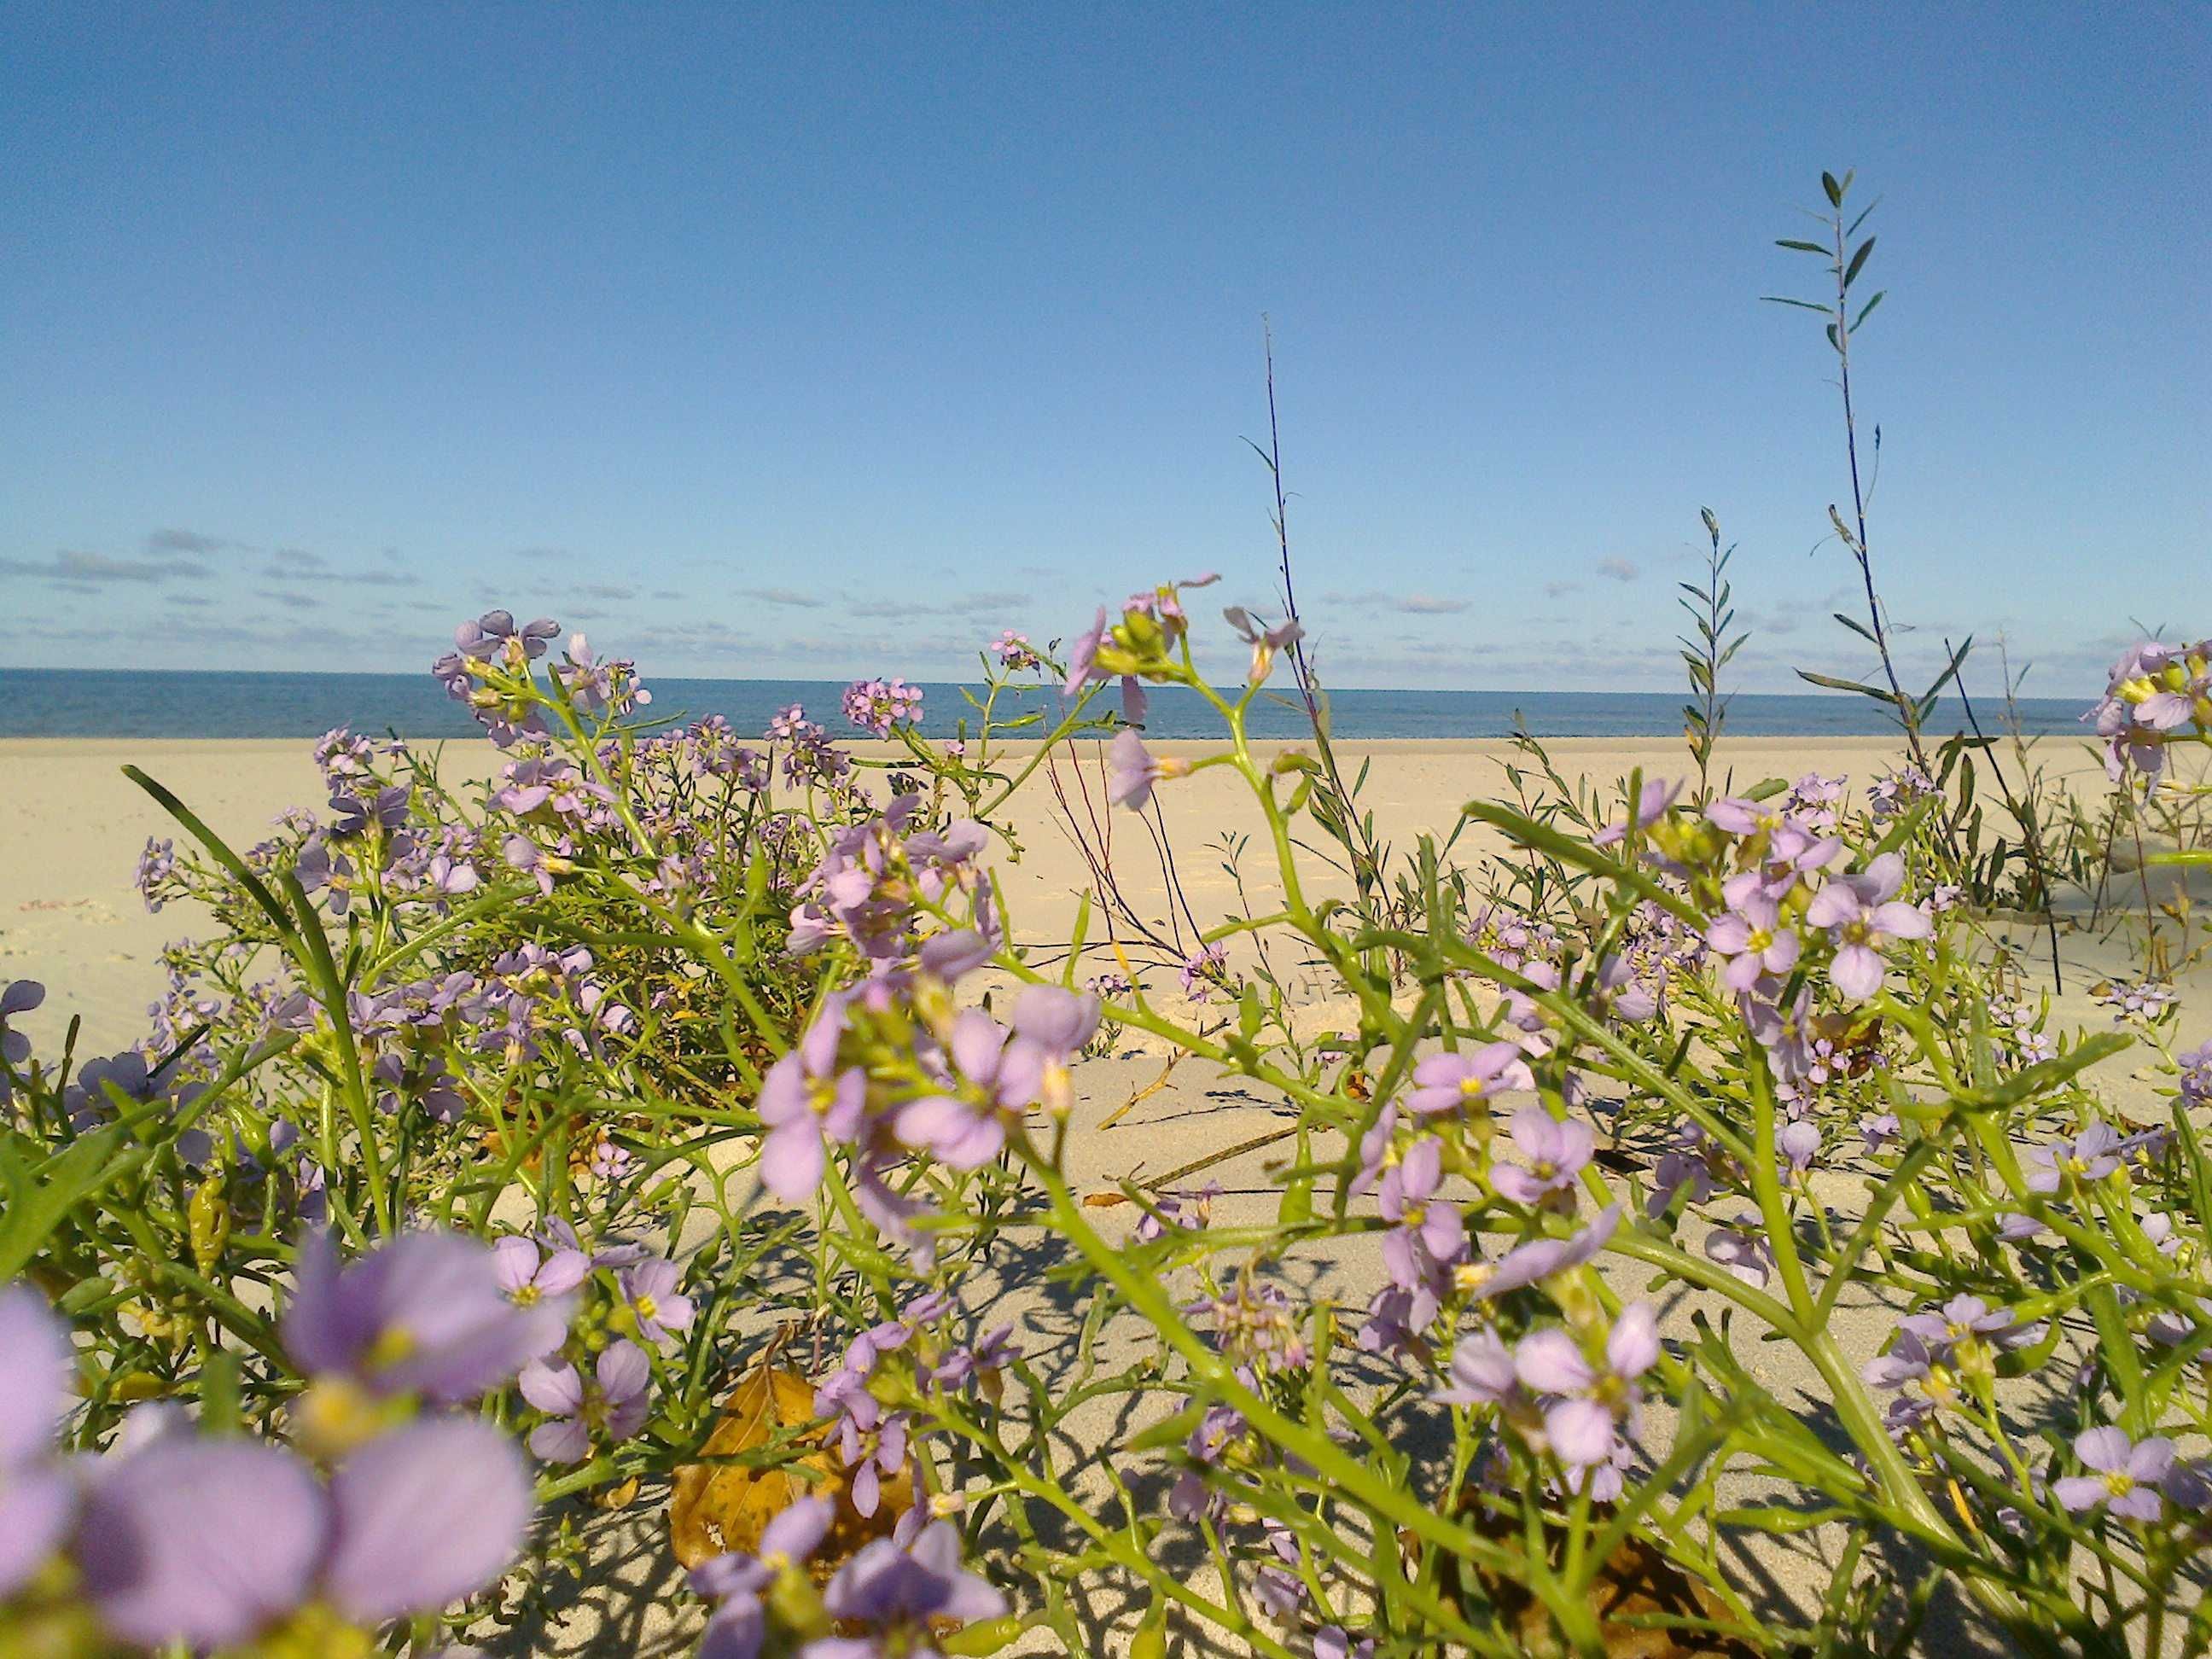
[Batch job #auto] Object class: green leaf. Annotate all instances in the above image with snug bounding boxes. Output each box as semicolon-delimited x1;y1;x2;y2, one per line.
1919;636;1974;705
1853;289;1886;330
1821;170;1845;207
123;765;296;940
1843;236;1876;287
1797;668;1897;702
0;1122;148;1281
1760;295;1831;313
1774;238;1830;255
1832;611;1879;644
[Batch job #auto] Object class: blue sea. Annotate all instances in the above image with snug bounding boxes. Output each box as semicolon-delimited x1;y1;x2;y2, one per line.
0;669;2089;743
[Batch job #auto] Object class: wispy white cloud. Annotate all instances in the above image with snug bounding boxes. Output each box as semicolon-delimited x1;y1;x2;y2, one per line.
1318;589;1473;614
146;527;241;556
0;550;210;584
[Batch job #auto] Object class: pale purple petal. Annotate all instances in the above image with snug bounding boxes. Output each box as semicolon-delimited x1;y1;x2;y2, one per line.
519;1359;584;1417
0;1287;70;1467
79;1440;327;1648
2075;1426;2132;1475
1514;1330;1595;1395
324;1418;533;1623
1545;1398;1616;1466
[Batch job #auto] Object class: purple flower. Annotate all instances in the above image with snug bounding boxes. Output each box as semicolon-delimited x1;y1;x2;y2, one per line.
836;1406;911;1519
555;632;650;717
1895;1294;2045;1355
1377;1138;1465;1288
991;631;1040;672
1466;1204;1621;1300
895;1009;1051;1169
1223;605;1303;683
135;837;177;911
690;1497;835;1659
76;1436;328;1647
1703;1223;1774;1289
919;928;994;982
1315;1627;1377;1659
1490;1108;1594;1204
1405;1042;1534;1117
1063;607;1109;695
620;1258;696;1347
820;1518;1007;1639
76;1417;530;1645
1594;777;1681;847
1513;1305;1660;1469
1778;1118;1822;1174
492;1235;591;1316
283;1231;568;1403
1861;1330;1943;1394
0;981;43;1087
1010;982;1103;1059
2052;1427;2174;1522
1106;727;1186;810
319;1418;533;1624
1804;853;1932;1000
1434;1327;1518;1407
0;1288;75;1601
754;1022;867;1200
1178;941;1231;1000
842;677;924;738
1704;893;1802;992
2178;1043;2212;1105
2025;1122;2123;1194
520;1339;652;1463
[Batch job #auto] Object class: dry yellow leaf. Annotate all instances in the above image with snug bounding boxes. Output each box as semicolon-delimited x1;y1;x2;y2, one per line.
668;1360;909;1574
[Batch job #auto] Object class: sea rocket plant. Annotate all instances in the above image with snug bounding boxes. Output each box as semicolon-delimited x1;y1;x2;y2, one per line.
9;575;2212;1658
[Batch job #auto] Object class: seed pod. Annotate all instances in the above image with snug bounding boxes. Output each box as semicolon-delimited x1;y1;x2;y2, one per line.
188;1174;230;1272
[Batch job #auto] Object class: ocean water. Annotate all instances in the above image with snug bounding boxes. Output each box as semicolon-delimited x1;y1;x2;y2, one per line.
0;668;2089;743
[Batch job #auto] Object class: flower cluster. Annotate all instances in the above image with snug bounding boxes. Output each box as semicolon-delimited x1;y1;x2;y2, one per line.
841;676;925;738
2087;638;2212;779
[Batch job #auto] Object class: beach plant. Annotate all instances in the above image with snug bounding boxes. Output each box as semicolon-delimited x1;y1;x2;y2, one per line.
1679;506;1749;805
5;591;2210;1659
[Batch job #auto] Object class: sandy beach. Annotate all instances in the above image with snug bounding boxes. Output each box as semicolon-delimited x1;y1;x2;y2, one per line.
2;730;2120;1055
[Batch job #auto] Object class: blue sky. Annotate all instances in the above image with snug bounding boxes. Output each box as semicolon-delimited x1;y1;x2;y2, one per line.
2;3;2204;694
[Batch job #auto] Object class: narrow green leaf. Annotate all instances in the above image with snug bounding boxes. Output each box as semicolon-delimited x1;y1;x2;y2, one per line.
1797;668;1898;702
1832;611;1879;644
1774;238;1831;255
1843;236;1876;287
1853;289;1886;330
1821;171;1844;207
1760;295;1832;313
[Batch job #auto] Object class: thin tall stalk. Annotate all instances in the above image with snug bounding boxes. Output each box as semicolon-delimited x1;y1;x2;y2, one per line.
1768;171;1956;777
1249;320;1388;921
